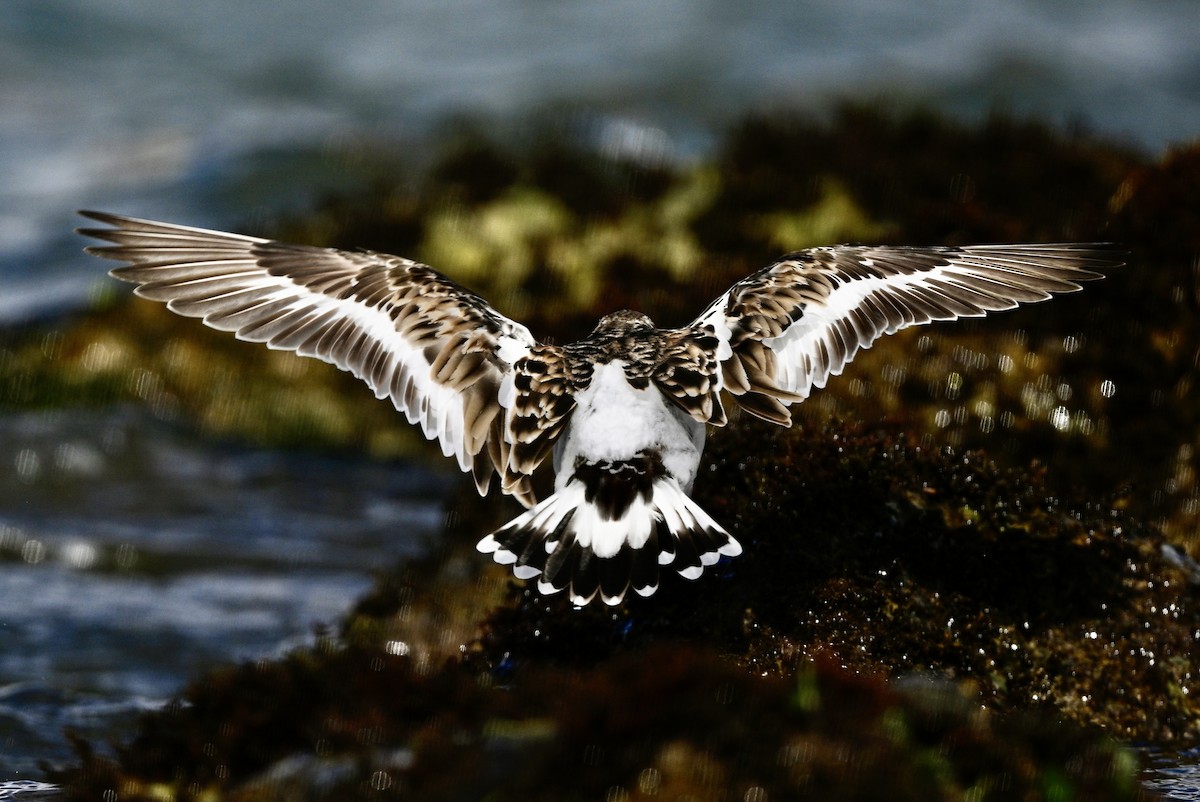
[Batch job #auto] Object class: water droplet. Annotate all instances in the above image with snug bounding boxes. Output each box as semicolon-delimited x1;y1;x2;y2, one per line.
115;543;139;570
62;541;98;570
14;449;40;482
21;539;45;564
946;372;963;400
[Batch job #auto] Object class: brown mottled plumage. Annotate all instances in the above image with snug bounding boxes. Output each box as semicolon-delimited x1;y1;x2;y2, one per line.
79;211;1119;605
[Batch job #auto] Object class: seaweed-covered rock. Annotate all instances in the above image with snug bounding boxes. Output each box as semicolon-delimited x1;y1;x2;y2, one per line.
21;108;1200;799
52;642;1147;802
469;419;1200;743
51;422;1191;798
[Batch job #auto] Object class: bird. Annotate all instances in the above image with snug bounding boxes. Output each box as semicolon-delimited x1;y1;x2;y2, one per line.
78;210;1117;606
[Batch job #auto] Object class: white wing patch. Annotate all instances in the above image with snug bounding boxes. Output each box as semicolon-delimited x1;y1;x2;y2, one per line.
79;211;536;494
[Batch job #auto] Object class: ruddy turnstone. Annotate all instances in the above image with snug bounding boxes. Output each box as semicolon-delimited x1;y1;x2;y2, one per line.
79;211;1117;605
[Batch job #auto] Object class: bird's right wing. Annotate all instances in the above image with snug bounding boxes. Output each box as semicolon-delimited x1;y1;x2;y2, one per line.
79;210;545;505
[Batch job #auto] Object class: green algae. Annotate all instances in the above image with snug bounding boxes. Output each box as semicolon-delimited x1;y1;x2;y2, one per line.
0;297;427;460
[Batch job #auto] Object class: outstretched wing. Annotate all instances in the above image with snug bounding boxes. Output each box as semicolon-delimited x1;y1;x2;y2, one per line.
78;210;543;505
693;244;1119;425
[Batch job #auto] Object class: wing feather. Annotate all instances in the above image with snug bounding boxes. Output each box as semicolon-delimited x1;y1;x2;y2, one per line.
694;243;1120;423
78;210;545;505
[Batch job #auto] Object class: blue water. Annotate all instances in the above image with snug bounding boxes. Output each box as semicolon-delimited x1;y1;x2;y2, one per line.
0;407;448;777
1144;747;1200;801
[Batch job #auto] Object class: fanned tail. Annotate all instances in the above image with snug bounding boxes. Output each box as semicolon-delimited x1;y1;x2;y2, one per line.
477;467;740;606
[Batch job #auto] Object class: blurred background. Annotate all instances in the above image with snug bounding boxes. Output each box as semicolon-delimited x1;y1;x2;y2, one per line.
5;0;1200;322
2;0;1200;786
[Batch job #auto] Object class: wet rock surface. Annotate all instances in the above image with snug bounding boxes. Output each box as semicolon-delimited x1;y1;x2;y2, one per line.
471;421;1198;743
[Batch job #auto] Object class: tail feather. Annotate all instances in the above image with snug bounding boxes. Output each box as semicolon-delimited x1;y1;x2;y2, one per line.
629;534;662;597
477;476;740;605
540;531;602;604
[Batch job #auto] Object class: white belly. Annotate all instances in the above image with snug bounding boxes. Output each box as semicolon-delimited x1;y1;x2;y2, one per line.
553;360;706;491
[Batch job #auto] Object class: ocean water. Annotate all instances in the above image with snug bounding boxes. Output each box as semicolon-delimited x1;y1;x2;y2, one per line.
0;406;447;776
3;0;1200;792
3;0;1200;322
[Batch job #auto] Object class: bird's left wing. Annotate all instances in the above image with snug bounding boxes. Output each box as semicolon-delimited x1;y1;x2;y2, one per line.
78;210;540;503
692;244;1119;425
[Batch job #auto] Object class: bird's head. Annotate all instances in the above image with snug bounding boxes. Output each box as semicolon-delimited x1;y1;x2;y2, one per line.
590;309;657;337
